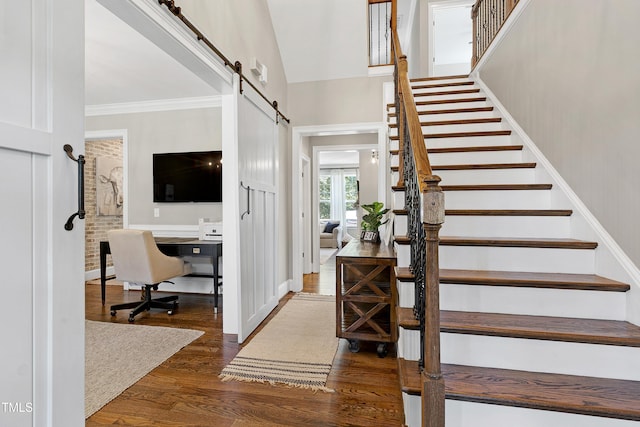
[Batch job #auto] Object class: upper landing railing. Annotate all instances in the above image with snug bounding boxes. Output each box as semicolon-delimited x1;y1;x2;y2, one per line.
472;0;520;67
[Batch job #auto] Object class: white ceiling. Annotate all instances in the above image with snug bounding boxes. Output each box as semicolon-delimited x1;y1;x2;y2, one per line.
85;0;218;106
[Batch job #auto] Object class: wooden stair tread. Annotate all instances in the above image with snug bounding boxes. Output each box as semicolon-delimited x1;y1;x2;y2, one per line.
438;236;598;249
411;81;474;90
397;307;640;346
413;88;481;97
390;130;511;141
391;163;535;172
387;97;488;109
441;310;640;347
392;183;553;192
389;145;523;156
387;106;494;117
439;269;630;292
444;209;573;216
394;235;597;249
391;208;573;216
398;359;640;420
388;117;502;128
395;267;629;292
410;74;469;82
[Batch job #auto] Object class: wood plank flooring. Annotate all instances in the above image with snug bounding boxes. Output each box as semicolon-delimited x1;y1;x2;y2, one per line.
85;253;404;426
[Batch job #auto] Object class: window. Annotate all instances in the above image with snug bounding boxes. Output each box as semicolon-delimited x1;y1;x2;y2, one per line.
368;0;392;66
319;169;358;228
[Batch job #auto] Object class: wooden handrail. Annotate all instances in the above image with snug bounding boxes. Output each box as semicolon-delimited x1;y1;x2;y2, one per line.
391;32;433;191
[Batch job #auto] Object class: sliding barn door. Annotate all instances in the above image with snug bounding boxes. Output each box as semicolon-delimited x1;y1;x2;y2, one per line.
236;89;279;343
0;0;85;425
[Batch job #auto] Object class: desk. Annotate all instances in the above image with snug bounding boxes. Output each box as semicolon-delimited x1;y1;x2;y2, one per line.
335;239;396;357
100;237;222;312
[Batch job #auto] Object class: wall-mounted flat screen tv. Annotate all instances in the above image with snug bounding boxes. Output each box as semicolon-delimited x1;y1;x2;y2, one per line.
153;150;222;203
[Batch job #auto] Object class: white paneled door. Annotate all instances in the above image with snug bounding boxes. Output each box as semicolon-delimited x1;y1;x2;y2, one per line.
0;1;85;426
236;89;279;343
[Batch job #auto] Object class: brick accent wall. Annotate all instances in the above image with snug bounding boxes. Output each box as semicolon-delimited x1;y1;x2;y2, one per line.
85;138;123;272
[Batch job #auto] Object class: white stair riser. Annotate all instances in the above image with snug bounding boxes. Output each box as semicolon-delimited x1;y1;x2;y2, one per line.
441;284;626;320
399;328;421;361
394;214;408;236
428;149;523;165
403;396;640;427
400;330;640;381
412;83;476;94
444;189;551;209
388;121;506;135
440;246;595;274
413;92;483;103
395;243;410;267
393;189;553;211
429;168;537;186
397;280;415;308
391;169;536;186
415;101;489;112
411;77;470;86
442;215;570;238
397;282;625;319
425;135;513;148
388;110;498;124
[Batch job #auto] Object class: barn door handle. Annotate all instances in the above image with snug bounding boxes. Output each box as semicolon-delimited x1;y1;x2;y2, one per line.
240;181;250;219
63;144;86;231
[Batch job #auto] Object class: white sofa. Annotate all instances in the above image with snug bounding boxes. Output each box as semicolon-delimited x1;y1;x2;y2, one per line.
319;220;341;248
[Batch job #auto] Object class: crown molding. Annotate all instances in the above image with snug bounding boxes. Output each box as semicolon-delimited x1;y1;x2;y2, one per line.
85;95;222;117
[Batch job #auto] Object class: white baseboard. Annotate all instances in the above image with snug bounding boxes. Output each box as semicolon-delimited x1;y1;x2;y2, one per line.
85;266;115;281
279;279;292;299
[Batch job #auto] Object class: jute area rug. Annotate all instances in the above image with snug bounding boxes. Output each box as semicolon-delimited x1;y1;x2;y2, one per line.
219;293;339;392
85;320;203;418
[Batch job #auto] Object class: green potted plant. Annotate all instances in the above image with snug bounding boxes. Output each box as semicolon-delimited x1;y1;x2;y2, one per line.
360;201;389;242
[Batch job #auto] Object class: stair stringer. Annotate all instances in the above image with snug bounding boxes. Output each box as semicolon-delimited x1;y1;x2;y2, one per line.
472;76;640;326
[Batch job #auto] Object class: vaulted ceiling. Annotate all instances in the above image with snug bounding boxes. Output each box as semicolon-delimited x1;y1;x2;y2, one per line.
85;0;417;107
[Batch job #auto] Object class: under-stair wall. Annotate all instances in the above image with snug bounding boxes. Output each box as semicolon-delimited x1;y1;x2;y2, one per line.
387;75;640;426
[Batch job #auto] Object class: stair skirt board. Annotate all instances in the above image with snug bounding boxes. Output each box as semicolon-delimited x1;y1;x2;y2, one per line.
402;395;640;427
394;283;625;320
398;330;640;381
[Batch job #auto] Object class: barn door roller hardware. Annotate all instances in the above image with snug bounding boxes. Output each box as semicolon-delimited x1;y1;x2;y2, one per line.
63;144;86;231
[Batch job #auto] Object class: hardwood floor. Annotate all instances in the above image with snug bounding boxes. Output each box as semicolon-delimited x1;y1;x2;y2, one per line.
85;256;404;426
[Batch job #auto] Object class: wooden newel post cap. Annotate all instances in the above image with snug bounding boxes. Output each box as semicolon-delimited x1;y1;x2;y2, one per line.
422;175;445;225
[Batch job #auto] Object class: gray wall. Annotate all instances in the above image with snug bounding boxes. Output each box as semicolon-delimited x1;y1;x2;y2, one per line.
288;75;392;126
86;108;222;226
179;0;288;112
478;0;640;267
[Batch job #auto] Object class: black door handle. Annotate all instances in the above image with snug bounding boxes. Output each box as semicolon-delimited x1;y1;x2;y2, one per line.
63;144;86;231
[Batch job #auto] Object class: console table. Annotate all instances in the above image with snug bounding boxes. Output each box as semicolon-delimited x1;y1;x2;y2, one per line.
100;237;222;313
335;239;397;357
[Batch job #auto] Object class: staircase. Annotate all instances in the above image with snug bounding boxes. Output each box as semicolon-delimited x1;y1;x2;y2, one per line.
387;75;640;426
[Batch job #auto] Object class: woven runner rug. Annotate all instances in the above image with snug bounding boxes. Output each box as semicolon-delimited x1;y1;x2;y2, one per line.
219;293;339;392
85;320;203;418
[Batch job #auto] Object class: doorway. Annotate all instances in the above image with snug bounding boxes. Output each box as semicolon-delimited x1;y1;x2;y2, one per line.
428;0;474;77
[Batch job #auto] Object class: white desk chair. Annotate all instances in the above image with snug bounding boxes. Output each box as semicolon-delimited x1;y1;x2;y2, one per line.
108;229;191;323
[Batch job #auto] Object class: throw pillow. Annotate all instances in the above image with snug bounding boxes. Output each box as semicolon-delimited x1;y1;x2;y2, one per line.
323;222;340;233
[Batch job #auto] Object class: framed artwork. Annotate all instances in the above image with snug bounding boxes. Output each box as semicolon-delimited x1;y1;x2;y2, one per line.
96;156;123;216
